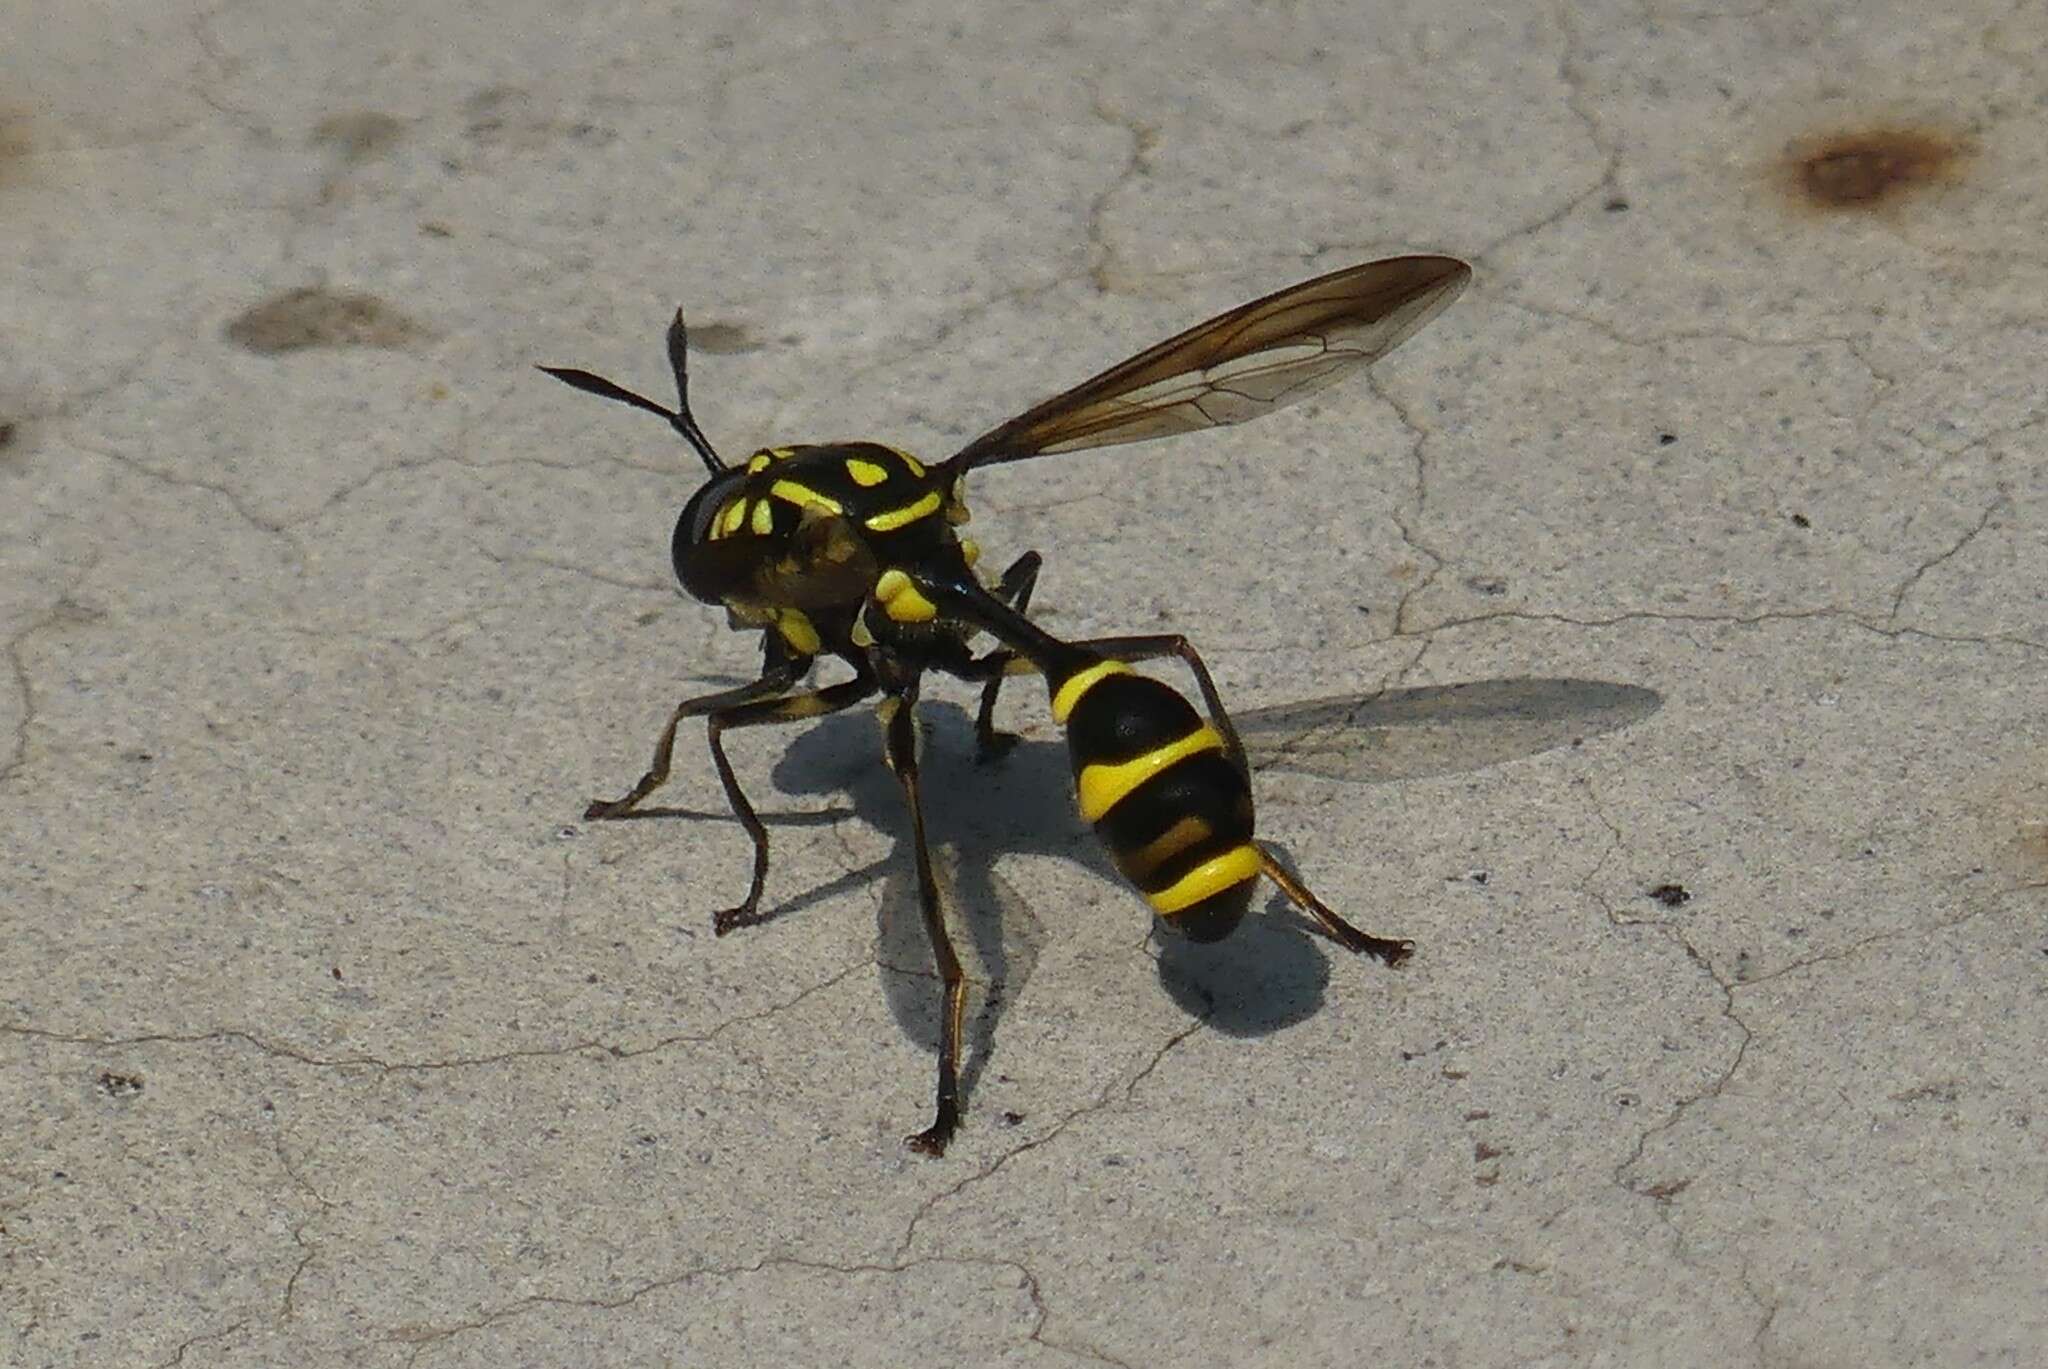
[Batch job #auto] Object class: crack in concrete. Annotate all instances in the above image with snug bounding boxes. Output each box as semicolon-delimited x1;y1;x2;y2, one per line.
1079;95;1160;299
269;1130;336;1324
1575;790;1756;1202
894;1013;1207;1260
0;957;872;1077
1888;491;2009;621
1495;296;1890;374
380;1253;1122;1367
1474;5;1622;263
156;1318;250;1368
467;538;678;596
1583;783;2040;1245
1;555;108;789
1368;363;1452;637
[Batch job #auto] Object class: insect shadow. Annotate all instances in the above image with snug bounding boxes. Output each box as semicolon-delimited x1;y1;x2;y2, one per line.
720;674;1663;1077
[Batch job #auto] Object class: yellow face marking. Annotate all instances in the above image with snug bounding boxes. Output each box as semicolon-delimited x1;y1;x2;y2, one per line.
749;499;776;536
1123;815;1215;881
889;446;927;477
718;499;749;537
776;608;821;656
1148;844;1262;915
746;451;774;474
1076;725;1227;822
864;491;942;533
874;568;938;623
769;479;843;515
1050;660;1134;725
849;616;876;648
845;457;890;487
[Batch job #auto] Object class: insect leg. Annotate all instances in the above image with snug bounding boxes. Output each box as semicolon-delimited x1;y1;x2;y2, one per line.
702;672;881;935
1060;633;1248;773
1255;846;1413;965
583;658;810;821
970;551;1043;760
878;684;969;1156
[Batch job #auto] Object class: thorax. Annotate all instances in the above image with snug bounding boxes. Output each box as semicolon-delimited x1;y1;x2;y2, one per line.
684;442;981;658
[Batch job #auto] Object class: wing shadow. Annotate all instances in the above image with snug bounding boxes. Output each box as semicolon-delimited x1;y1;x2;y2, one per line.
612;675;1662;1087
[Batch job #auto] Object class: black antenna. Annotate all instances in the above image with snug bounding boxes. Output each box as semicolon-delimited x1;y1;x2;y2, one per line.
539;308;725;474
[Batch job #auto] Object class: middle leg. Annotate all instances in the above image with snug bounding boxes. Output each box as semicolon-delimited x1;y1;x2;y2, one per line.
877;683;971;1156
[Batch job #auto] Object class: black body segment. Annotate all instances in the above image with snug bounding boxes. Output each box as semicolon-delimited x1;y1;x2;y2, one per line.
541;256;1463;1153
1053;662;1259;941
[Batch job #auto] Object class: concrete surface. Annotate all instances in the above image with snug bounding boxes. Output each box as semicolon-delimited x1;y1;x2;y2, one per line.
5;1;2045;1365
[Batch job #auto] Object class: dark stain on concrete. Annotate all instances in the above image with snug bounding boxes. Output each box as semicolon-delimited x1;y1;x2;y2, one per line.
312;111;406;164
225;288;432;353
1778;126;1972;214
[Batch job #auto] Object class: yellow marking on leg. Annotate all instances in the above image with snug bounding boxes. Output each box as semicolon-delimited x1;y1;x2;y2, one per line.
746;451;774;473
770;479;842;515
845;457;890;487
1149;844;1262;915
777;691;840;720
718;499;749;536
750;499;776;536
1076;725;1226;822
959;537;980;567
875;568;938;623
775;608;821;656
849;615;876;648
864;491;942;532
1050;660;1133;725
1123;815;1215;881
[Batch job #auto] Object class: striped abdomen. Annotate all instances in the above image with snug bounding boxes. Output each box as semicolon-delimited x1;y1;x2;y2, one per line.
1049;660;1258;942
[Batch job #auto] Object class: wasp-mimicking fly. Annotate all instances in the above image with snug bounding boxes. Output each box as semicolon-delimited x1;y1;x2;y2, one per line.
542;255;1471;1154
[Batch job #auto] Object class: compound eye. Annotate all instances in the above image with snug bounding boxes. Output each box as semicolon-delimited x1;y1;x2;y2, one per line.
671;470;751;600
675;470;749;550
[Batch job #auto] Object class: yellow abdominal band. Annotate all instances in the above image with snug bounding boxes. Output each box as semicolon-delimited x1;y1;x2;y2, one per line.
1146;844;1263;914
1075;725;1226;823
1050;660;1133;724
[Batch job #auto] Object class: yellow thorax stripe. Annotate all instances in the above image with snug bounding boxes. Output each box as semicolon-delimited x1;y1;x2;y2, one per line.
1148;844;1262;914
1076;725;1226;822
769;479;842;514
1050;660;1133;724
864;490;942;532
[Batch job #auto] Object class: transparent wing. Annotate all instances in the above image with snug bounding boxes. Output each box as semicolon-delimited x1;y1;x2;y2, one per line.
945;255;1470;471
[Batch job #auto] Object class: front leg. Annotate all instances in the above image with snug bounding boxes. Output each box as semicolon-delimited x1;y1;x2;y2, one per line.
699;672;880;934
970;550;1042;761
583;658;808;820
